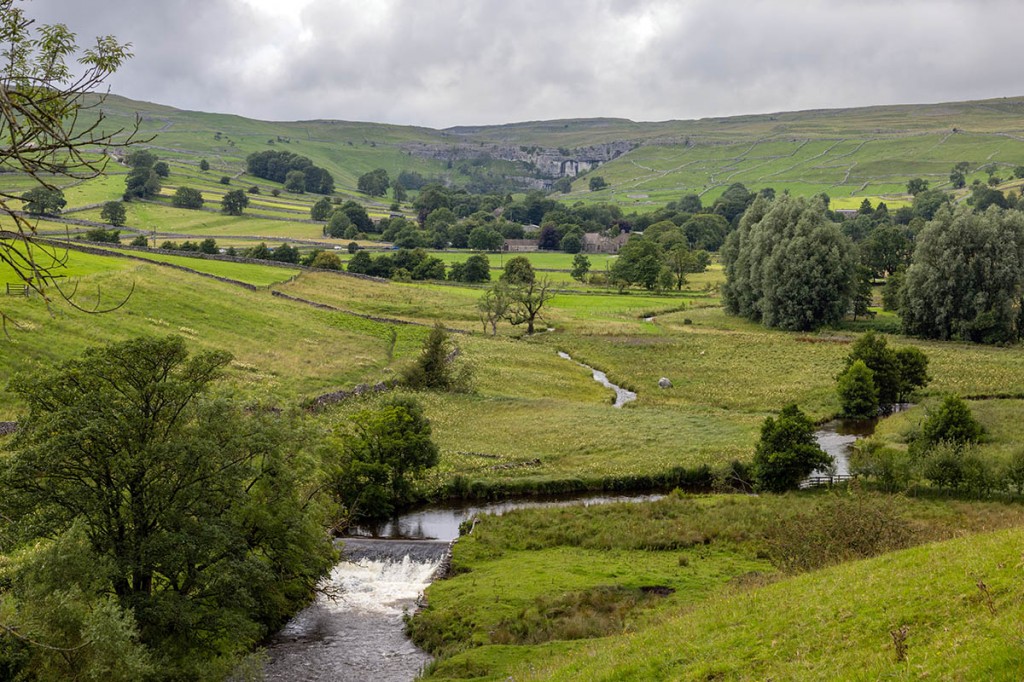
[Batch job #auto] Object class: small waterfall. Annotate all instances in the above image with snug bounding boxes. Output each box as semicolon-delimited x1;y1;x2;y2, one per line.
263;539;448;682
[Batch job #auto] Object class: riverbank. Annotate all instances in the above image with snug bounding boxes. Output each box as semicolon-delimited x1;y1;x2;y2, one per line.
411;492;1024;681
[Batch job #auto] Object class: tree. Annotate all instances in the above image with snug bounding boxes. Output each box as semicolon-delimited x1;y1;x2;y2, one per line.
332;396;440;521
311;197;333;221
478;283;512;335
664;244;701;290
271;242;299;263
402;322;472;391
391;179;408;203
920;395;984;448
611;237;663;290
21;187;66;215
901;205;1024;343
0;336;335;678
358;168;391;197
220;189;249;216
906;178;929;196
588;176;608;191
467;226;503;251
0;0;141;320
504;276;556;335
843;332;929;407
712;183;754;223
570;253;591;283
199;237;217;254
310;251;342;270
199;158;210;171
284;169;305;193
722;194;855;331
836;360;879;418
171;186;204;209
124;166;161;200
152;161;169;178
501;256;535;285
949;168;966;189
560;233;582;253
451;253;491;283
100;200;127;227
751;404;832;492
325;209;353;238
682;213;730;251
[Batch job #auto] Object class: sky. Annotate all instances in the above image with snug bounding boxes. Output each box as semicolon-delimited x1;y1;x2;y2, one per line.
23;0;1024;129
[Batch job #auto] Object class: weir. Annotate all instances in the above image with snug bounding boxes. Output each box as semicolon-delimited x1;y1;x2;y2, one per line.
263;539;448;682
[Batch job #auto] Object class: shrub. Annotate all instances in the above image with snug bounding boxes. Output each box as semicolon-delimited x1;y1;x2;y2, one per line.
836;359;879;418
751;404;832;492
849;440;914;493
401;323;472;393
920;395;984;448
763;492;915;572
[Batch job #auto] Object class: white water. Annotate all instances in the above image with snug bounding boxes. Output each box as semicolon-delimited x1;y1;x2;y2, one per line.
264;550;443;681
558;351;638;408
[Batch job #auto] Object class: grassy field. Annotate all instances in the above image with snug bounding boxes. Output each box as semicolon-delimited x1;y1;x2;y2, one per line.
516;525;1024;681
413;492;1024;681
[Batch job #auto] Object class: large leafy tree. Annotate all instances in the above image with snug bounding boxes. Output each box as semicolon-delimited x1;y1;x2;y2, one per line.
220;189;249;216
0;336;335;679
357;168;391;197
0;0;140;321
722;194;855;331
751;404;832;492
332;396;440;522
610;236;662;290
901;205;1024;343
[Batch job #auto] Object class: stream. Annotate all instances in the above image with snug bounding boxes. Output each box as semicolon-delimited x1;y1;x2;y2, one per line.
261;494;664;681
262;357;888;680
558;351;637;407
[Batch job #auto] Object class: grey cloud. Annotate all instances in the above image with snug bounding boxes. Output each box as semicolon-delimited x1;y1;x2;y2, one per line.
21;0;1024;127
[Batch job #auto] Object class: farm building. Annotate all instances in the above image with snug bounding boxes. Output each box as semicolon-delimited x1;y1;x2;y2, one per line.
581;231;631;254
503;239;540;252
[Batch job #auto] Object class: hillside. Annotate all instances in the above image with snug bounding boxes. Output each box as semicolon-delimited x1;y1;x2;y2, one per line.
81;94;1024;208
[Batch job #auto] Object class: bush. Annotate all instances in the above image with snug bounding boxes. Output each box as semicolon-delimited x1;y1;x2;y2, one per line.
763;492;914;572
836;359;879;418
919;395;984;448
849;440;914;493
82;228;120;244
751;404;832;492
401;323;472;393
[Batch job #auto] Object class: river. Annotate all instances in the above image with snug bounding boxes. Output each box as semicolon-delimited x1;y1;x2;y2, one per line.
262;358;886;680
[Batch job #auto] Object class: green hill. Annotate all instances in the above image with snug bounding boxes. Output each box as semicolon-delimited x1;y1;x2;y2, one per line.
77;94;1024;209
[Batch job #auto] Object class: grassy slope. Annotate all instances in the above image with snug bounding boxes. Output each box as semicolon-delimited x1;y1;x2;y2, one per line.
417;493;1024;681
517;526;1024;681
71;94;1024;210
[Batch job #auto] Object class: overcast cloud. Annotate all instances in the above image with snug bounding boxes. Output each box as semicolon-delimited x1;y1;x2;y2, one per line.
23;0;1024;128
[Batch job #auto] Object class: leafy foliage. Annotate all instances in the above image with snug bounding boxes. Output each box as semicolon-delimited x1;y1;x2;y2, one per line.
0;336;335;680
836;359;879;418
100;200;127;226
170;186;203;209
220;189;249;215
331;396;440;521
245;150;334;194
751;404;831;492
402;323;472;392
722;194;855;331
901;205;1024;343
